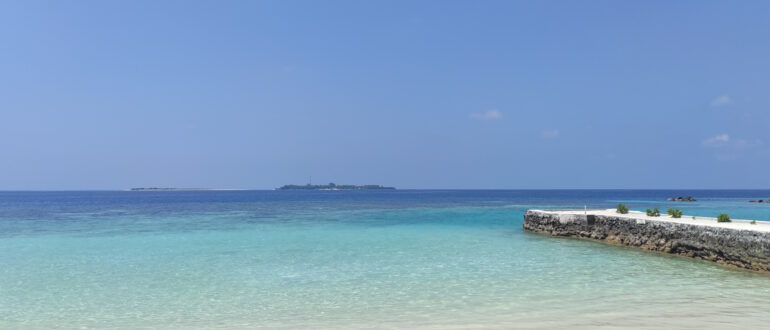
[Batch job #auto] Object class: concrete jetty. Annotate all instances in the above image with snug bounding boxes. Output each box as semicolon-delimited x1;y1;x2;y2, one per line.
524;209;770;272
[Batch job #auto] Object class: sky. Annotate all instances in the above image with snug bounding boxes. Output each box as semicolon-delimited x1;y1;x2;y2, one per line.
1;0;769;190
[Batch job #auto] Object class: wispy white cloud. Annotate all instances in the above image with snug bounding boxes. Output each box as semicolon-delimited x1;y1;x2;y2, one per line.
733;138;763;149
702;133;763;149
469;109;502;120
703;133;765;161
702;133;730;147
541;129;559;139
711;95;732;107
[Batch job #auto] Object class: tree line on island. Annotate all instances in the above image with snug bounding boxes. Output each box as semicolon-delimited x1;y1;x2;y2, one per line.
278;183;395;190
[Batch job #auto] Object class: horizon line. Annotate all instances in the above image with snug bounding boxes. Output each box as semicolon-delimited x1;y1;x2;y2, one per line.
2;188;770;192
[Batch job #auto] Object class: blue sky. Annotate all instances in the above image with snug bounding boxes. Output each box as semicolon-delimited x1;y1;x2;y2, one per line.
2;1;769;189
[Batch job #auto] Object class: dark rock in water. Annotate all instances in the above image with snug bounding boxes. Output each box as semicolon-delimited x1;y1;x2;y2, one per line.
669;196;696;202
750;200;758;203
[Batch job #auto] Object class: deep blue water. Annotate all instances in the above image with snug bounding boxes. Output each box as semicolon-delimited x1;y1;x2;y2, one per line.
3;189;770;221
1;190;769;329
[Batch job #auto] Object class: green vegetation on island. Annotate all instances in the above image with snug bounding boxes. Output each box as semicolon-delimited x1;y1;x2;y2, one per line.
717;214;731;223
616;204;629;214
130;187;212;191
278;183;395;190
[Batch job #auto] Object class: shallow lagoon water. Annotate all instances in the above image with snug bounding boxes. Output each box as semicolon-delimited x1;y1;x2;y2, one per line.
1;190;770;329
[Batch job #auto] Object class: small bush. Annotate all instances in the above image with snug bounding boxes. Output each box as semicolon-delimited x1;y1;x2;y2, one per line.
750;220;757;225
646;208;660;217
692;216;696;220
616;203;629;214
717;214;731;223
667;209;683;218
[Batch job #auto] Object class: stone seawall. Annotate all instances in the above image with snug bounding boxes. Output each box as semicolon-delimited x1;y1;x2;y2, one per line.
524;210;770;272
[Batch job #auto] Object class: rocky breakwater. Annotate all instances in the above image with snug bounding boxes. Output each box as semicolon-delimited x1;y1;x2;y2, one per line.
523;209;770;272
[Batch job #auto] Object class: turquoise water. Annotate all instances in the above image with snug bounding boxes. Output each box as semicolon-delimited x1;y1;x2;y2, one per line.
1;190;770;329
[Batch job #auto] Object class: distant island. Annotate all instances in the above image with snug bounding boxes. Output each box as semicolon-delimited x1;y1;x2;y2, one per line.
278;183;395;190
129;187;215;191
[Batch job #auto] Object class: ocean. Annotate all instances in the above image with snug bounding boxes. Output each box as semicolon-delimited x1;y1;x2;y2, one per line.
1;190;769;329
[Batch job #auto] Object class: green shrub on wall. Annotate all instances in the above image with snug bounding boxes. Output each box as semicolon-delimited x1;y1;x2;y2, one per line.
646;208;660;217
717;214;731;223
666;209;683;218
